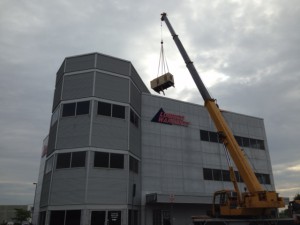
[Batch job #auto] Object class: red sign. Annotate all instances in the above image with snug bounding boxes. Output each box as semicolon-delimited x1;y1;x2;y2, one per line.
151;108;189;127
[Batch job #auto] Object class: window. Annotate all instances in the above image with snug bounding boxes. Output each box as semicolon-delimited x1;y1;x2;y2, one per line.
200;130;209;141
91;211;106;225
209;131;219;143
65;210;81;225
56;152;86;169
56;153;71;169
76;101;90;115
257;140;265;150
130;109;139;127
94;152;124;169
110;153;124;169
203;168;213;180
112;104;125;119
130;156;139;173
50;210;81;225
200;129;265;150
235;136;243;146
213;169;222;181
203;168;269;185
62;103;76;117
94;152;109;167
45;156;54;174
255;173;271;185
51;107;60;126
98;102;111;116
62;101;90;117
98;101;126;119
242;137;250;147
222;170;231;182
71;151;86;168
50;211;65;225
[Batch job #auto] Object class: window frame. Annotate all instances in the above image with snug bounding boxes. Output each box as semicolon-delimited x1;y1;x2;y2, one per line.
62;101;90;118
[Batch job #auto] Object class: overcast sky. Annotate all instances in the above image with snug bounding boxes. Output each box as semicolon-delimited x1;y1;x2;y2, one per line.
0;0;299;205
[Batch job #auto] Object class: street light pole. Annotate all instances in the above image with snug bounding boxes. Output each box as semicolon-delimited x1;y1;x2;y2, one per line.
32;182;37;224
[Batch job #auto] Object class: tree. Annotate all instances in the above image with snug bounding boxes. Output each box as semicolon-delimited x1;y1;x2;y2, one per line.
13;208;31;224
294;193;300;201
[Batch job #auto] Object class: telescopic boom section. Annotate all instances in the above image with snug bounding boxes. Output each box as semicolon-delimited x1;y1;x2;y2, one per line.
160;12;264;194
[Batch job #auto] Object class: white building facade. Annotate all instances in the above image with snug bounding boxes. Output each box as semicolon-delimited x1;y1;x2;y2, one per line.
33;53;275;225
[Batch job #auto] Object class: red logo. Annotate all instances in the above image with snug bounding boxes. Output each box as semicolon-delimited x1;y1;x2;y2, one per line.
151;108;189;127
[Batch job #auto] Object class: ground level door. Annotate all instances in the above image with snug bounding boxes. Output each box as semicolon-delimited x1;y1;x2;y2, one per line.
153;210;171;225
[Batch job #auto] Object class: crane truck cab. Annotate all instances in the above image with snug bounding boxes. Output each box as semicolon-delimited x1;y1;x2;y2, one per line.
212;190;238;217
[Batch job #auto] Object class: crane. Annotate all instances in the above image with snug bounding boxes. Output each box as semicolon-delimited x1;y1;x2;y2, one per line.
160;12;284;218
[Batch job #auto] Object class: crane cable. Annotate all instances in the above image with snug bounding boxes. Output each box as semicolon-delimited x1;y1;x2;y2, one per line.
157;21;169;77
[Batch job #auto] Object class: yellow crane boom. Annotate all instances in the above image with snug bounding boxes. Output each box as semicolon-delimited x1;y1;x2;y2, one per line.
160;12;284;217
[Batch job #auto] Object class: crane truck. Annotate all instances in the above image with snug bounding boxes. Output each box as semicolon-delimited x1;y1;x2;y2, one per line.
160;12;285;220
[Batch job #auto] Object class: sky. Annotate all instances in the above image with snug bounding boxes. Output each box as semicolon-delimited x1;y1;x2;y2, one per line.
0;0;299;205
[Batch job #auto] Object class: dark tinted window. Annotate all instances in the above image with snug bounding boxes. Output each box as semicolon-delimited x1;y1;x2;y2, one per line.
65;210;81;225
222;170;231;181
91;211;106;225
112;105;125;119
200;130;209;141
213;169;222;181
56;153;71;169
130;109;139;127
110;153;124;169
256;173;271;185
62;103;76;117
71;151;86;168
235;136;243;146
94;152;109;167
50;211;65;225
203;168;213;180
242;137;250;147
209;131;219;143
76;101;90;115
250;138;258;148
257;140;265;150
98;102;111;116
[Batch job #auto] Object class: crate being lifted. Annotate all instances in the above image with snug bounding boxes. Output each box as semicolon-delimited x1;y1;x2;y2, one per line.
151;72;174;94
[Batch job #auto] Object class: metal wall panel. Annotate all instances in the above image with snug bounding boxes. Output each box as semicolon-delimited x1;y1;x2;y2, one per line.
91;115;128;150
141;93;275;198
130;65;149;93
96;53;130;76
129;123;141;157
87;152;128;204
65;54;95;73
130;82;141;115
94;72;129;103
128;172;141;205
52;79;62;112
50;169;86;205
47;123;58;156
56;115;90;149
40;173;51;207
56;60;65;87
62;72;94;100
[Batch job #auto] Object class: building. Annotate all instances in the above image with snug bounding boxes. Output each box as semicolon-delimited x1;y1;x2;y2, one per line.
33;53;275;225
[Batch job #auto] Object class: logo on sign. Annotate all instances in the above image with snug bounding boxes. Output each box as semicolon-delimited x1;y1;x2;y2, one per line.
151;108;189;127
